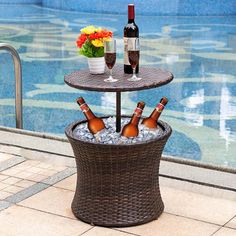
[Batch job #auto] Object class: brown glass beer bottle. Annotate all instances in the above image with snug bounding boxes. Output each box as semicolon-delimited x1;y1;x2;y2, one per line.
141;97;168;129
121;101;145;137
77;97;106;135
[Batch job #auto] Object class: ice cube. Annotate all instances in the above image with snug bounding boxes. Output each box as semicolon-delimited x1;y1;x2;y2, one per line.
72;117;164;144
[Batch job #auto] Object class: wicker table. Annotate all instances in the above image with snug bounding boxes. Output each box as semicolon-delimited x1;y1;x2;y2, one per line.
65;65;173;132
64;65;174;227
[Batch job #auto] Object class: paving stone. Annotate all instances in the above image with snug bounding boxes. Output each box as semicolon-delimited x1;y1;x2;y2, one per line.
2;177;21;185
82;227;135;236
3;185;24;194
50;166;67;172
225;216;236;229
38;169;58;176
27;167;43;174
0;156;25;172
0;182;9;190
0;191;12;200
162;186;236;225
23;160;41;167
0;200;12;211
19;186;75;219
0;205;92;236
36;162;54;169
41;168;76;185
0;153;14;162
26;173;47;182
14;171;35;179
1;168;21;176
120;213;219;236
213;227;236;236
0;174;9;181
14;179;35;188
54;174;76;191
5;182;49;204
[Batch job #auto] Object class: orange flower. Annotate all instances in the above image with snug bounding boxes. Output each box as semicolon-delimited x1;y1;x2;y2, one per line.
88;30;113;40
76;34;87;48
101;30;113;38
89;32;101;40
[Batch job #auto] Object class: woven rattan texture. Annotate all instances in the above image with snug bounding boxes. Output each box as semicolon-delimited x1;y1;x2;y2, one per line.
65;118;172;227
64;65;173;92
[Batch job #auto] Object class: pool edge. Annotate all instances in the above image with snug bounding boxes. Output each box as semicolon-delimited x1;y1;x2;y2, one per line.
0;125;235;174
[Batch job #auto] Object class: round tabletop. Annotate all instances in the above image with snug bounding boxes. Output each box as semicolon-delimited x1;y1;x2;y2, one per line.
64;65;173;92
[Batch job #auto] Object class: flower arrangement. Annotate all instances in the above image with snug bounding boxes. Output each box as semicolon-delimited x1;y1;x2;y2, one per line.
76;25;113;58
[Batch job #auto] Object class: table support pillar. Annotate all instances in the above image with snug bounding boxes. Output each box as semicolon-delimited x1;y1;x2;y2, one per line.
116;91;121;132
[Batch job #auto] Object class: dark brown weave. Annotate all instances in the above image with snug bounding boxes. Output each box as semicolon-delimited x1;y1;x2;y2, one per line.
65;118;172;227
64;65;173;92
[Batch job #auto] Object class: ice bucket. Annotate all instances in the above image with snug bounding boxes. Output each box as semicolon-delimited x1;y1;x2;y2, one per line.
65;116;172;227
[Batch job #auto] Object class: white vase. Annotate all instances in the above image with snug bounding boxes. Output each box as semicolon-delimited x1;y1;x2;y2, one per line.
87;57;105;74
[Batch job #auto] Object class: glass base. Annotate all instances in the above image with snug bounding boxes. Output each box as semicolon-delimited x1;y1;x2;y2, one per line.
127;75;142;82
104;76;118;83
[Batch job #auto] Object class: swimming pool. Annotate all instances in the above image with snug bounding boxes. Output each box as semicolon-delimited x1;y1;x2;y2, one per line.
0;4;236;168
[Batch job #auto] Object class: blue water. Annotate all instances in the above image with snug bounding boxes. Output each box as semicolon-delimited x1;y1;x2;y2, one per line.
4;0;236;16
0;5;236;168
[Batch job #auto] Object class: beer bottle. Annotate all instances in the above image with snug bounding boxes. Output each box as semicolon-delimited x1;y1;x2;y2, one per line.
77;97;106;135
142;97;168;129
121;101;145;137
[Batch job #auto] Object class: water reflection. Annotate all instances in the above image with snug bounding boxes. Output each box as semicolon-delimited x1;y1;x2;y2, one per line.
0;5;236;167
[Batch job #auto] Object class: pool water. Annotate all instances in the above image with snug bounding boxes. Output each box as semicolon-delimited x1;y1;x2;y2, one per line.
0;5;236;168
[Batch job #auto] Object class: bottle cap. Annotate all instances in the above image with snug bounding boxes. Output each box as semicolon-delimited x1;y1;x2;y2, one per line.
76;97;85;105
160;97;168;105
138;101;145;109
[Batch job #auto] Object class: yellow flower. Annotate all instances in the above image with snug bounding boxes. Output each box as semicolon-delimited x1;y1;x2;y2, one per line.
96;27;102;32
103;37;112;42
81;25;96;34
92;39;104;47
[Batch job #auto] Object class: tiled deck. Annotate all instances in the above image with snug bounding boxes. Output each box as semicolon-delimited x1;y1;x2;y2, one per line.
0;152;235;236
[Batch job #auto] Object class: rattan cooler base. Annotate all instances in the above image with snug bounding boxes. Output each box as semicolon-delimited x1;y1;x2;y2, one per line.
65;118;172;227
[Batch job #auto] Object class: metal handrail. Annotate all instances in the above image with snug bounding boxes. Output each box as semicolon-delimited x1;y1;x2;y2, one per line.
0;43;23;129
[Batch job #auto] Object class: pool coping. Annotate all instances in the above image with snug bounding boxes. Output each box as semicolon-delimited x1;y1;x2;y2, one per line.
0;125;235;173
0;125;235;193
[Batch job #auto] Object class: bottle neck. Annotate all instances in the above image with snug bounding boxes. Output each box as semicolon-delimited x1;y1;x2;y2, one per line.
128;19;135;23
80;103;96;120
128;5;135;23
150;103;165;121
130;107;143;126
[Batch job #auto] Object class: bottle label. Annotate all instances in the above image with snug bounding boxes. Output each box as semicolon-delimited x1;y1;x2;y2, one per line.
124;37;137;65
134;107;143;117
156;103;164;113
80;103;90;113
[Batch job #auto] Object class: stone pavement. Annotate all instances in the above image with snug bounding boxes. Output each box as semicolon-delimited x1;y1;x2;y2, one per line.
0;152;235;236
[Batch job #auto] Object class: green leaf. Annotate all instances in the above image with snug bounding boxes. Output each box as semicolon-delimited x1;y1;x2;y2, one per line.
79;41;104;58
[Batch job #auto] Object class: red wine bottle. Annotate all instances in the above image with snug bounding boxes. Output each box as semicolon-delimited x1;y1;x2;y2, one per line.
124;4;139;74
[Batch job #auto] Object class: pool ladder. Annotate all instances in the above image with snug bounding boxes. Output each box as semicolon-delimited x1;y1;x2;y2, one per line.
0;43;23;129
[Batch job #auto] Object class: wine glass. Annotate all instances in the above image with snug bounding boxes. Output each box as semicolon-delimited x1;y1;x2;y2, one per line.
127;38;141;81
104;39;117;82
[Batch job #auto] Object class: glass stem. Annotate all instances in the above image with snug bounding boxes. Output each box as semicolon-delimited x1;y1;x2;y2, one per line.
133;67;136;78
110;68;112;78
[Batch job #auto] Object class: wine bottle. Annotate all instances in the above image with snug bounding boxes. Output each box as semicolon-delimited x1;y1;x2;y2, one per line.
121;101;145;137
124;4;139;74
142;97;168;129
77;97;106;135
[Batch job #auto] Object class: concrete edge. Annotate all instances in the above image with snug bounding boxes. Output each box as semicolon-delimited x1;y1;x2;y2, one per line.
0;125;235;174
162;155;236;174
